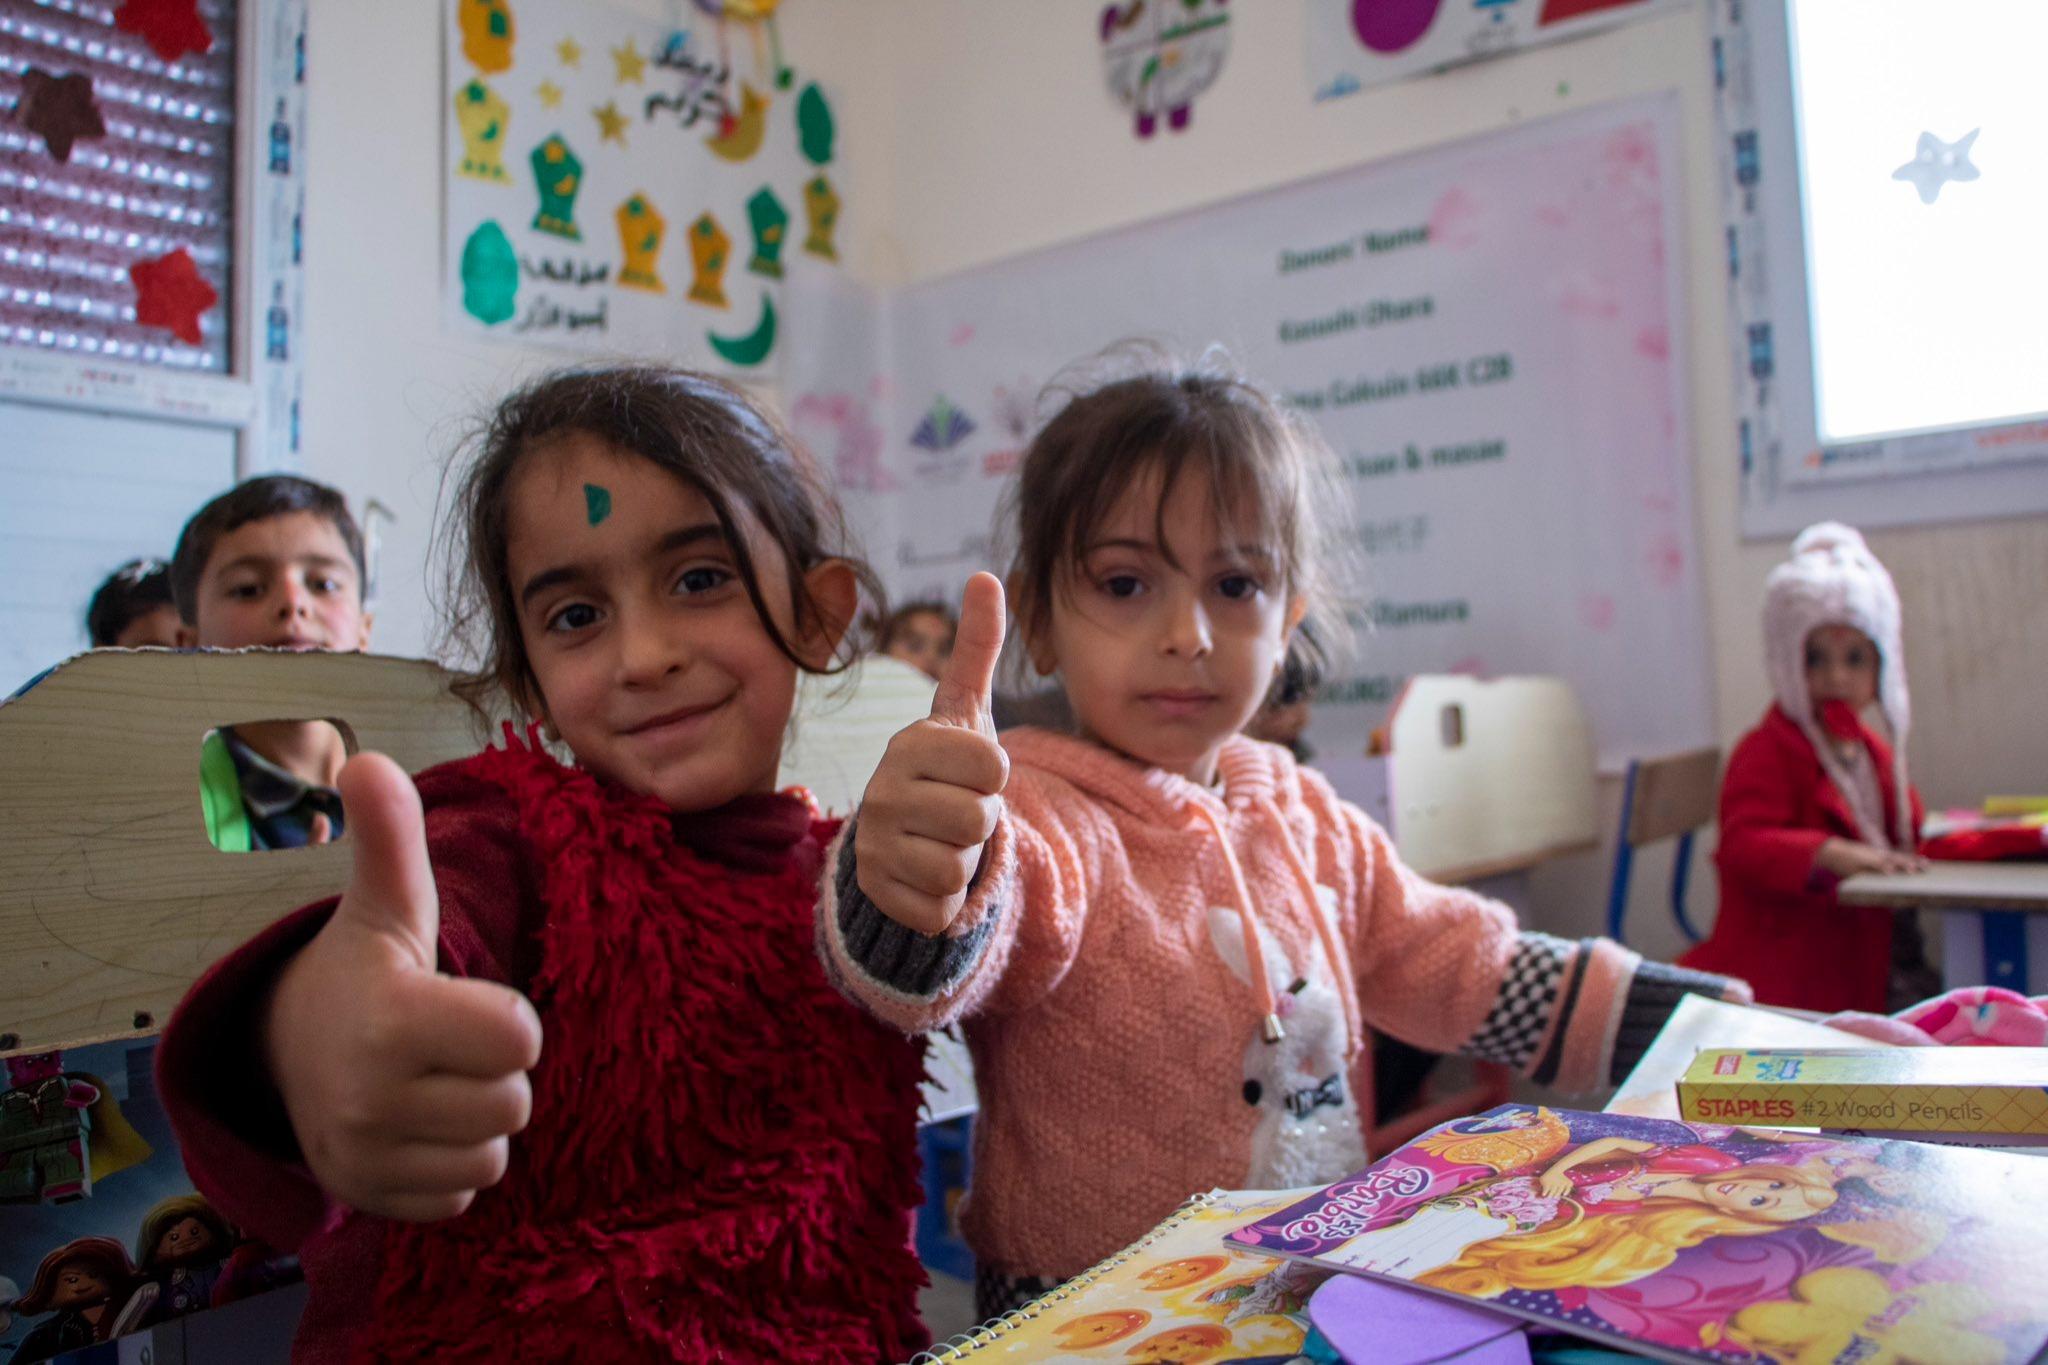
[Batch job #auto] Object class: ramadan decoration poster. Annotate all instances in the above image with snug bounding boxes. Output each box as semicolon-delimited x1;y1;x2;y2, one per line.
442;0;844;372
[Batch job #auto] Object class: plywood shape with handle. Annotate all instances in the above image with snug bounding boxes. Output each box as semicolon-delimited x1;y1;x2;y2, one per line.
1388;675;1598;882
0;650;484;1056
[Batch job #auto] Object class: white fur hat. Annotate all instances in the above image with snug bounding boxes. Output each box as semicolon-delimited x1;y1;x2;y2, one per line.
1761;522;1912;847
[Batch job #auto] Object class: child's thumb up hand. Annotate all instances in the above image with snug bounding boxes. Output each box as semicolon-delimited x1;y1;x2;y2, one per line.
929;573;1005;740
265;752;543;1223
857;574;1010;936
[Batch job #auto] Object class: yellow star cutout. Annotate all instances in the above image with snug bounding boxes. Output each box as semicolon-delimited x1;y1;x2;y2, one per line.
556;36;582;67
612;40;646;85
536;80;563;109
594;101;630;145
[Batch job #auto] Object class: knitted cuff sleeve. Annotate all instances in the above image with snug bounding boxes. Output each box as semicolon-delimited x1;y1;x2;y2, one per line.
1461;931;1577;1074
1605;960;1746;1085
831;819;1000;1000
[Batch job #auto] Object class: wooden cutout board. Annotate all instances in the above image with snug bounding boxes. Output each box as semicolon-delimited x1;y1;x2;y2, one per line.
0;650;486;1056
1387;675;1599;883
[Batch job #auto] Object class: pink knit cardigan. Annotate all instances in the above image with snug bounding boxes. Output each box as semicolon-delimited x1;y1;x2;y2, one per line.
821;729;1744;1278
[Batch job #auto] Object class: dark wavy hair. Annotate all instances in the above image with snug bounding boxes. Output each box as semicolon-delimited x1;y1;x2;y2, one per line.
1000;344;1352;683
437;366;883;720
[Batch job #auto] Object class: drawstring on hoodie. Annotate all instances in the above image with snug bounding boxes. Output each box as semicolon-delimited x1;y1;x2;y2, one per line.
1184;797;1362;1062
1254;797;1364;1062
1187;801;1286;1043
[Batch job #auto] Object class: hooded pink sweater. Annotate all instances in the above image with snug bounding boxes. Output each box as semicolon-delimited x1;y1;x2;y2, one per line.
820;729;1745;1278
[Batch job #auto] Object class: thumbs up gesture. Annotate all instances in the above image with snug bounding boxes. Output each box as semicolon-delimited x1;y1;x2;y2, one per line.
856;573;1010;935
263;752;544;1222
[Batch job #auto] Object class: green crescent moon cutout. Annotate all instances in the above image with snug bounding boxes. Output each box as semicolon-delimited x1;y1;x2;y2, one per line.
707;292;777;367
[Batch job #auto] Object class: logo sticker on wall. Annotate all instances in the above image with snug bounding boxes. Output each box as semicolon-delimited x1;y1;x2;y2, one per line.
910;394;976;452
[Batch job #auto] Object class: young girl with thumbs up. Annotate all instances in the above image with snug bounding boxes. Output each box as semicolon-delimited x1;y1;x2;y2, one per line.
155;368;929;1363
821;352;1754;1320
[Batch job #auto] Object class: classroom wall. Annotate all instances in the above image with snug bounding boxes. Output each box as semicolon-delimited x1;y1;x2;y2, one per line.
854;1;2048;957
292;0;886;662
293;4;2046;957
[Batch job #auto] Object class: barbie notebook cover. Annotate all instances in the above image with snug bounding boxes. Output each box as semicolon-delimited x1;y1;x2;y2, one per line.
1226;1104;2048;1364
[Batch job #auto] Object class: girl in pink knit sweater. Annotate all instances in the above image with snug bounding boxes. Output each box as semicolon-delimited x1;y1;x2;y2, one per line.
818;354;1750;1319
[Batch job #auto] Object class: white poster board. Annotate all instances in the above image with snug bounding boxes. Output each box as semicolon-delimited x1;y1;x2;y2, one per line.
440;0;845;374
789;97;1711;774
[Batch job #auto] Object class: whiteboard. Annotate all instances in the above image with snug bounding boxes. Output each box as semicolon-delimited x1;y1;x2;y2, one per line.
0;400;237;692
787;97;1711;772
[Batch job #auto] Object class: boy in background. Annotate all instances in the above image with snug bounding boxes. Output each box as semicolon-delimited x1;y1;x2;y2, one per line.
5;559;177;700
170;476;373;851
85;558;181;648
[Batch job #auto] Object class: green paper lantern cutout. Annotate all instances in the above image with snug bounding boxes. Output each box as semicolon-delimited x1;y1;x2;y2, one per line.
460;220;519;326
797;82;834;166
530;134;585;240
746;186;789;280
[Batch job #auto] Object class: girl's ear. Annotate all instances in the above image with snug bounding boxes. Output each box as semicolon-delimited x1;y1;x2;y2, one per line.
1283;594;1309;639
797;559;860;670
1009;573;1058;677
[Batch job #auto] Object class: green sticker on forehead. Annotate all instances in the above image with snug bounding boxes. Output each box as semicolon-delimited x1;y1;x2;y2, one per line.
583;483;612;526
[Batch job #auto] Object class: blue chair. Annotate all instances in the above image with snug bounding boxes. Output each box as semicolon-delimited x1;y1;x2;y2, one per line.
916;1114;976;1282
1606;747;1721;946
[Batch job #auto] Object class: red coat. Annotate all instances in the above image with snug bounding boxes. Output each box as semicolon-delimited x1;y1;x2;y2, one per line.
1679;706;1923;1015
157;734;929;1364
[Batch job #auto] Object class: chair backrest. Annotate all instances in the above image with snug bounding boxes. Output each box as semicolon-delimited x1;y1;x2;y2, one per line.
1386;675;1599;882
0;650;484;1057
1623;746;1722;847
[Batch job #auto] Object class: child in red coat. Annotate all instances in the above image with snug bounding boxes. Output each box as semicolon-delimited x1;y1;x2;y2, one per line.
155;369;928;1363
1682;523;1932;1014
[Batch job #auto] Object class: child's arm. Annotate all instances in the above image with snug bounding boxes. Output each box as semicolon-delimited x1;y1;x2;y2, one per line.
820;576;1095;1031
1716;727;1899;892
157;754;543;1246
1307;774;1750;1096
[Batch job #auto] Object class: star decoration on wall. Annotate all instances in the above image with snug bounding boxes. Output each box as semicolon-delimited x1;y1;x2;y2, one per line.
130;247;219;344
1892;128;1981;205
537;79;563;109
113;0;215;63
12;68;106;162
556;36;583;67
594;101;629;145
613;40;646;84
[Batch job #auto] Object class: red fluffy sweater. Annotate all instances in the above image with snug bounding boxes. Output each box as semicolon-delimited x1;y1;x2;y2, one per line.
156;735;929;1363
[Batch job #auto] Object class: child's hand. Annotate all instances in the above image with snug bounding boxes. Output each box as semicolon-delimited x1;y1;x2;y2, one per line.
856;573;1009;935
263;752;544;1223
1815;837;1927;880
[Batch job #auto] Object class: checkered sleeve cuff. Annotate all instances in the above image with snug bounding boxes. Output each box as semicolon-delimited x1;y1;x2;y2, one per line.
1461;931;1578;1073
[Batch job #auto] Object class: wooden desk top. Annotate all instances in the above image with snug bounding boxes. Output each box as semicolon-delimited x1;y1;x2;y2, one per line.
1839;861;2048;912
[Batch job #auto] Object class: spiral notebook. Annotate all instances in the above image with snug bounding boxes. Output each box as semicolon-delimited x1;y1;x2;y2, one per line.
911;1187;1335;1362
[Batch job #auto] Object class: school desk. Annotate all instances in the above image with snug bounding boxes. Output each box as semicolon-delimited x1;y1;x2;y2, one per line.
1840;862;2048;995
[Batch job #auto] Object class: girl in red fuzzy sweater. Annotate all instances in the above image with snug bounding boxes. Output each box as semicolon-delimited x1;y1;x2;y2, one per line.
154;368;929;1362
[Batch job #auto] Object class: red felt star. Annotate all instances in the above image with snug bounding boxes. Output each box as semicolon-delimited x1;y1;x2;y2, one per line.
12;68;106;162
113;0;215;64
129;247;219;345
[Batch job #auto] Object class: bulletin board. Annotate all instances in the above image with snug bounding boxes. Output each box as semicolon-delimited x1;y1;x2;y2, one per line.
440;0;845;375
786;97;1712;772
